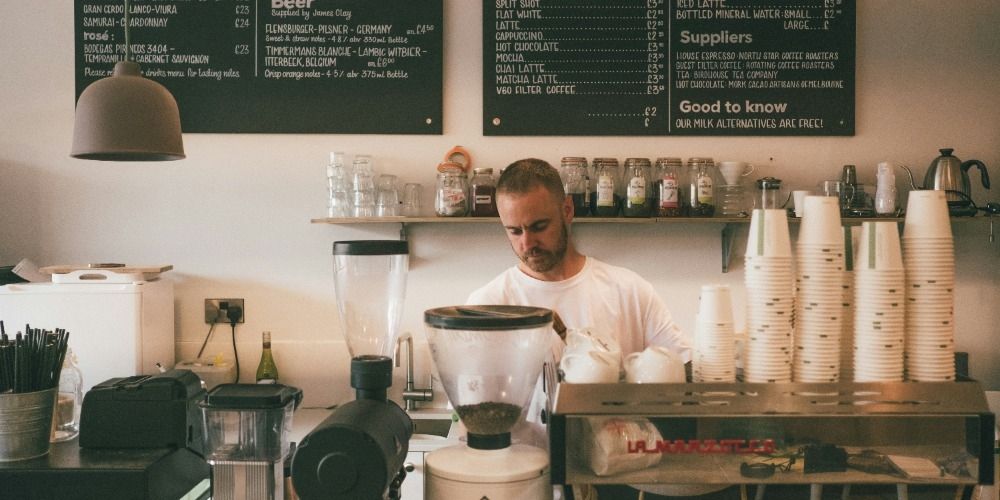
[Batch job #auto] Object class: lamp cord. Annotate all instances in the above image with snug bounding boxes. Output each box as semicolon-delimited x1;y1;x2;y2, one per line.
124;0;131;61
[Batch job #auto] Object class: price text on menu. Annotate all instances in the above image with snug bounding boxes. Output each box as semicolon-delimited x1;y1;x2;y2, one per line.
484;0;855;136
75;0;443;134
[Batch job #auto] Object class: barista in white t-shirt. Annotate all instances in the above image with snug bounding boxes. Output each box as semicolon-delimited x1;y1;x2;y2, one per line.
466;158;693;443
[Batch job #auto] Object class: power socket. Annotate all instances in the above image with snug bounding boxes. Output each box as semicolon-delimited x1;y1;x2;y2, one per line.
205;298;245;324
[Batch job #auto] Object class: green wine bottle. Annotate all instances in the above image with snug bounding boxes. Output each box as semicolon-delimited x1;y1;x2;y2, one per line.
255;331;279;384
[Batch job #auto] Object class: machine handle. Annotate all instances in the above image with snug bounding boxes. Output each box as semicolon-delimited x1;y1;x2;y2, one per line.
963;159;990;190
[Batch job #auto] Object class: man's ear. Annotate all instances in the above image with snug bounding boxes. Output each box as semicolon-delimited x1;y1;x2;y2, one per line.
561;194;574;223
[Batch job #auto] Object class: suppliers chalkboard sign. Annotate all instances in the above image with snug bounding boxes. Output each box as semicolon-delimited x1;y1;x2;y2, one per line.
484;0;855;136
75;0;442;134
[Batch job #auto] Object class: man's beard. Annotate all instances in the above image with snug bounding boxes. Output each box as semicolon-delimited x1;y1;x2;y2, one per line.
518;221;569;273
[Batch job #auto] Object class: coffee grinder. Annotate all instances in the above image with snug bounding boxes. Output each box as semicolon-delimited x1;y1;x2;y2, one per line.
423;305;555;500
292;240;413;499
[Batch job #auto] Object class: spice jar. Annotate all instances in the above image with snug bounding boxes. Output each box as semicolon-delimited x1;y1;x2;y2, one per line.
655;157;684;217
469;167;498;217
435;164;469;216
592;157;621;217
623;157;652;217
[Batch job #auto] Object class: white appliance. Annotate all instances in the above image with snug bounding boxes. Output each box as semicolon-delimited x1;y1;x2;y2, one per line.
0;270;175;394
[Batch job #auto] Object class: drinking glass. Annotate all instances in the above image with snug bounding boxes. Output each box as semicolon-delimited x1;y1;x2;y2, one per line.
402;183;422;217
376;175;399;217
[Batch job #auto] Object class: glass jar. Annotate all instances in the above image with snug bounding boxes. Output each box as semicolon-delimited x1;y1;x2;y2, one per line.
686;157;716;217
623;157;652;217
436;165;469;216
469;167;498;217
51;348;83;442
755;176;783;209
655;157;684;217
560;157;589;217
592;157;621;217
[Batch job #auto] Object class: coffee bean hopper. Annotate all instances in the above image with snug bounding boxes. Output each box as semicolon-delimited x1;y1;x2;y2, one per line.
291;240;413;500
423;305;555;500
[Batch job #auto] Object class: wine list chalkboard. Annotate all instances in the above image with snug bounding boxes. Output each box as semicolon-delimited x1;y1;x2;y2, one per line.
75;0;442;134
484;0;855;136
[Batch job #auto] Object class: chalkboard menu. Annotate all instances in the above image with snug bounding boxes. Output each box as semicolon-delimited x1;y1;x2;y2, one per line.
75;0;442;134
484;0;854;136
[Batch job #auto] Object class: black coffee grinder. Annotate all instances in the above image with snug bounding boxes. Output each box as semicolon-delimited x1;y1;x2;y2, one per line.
291;241;413;499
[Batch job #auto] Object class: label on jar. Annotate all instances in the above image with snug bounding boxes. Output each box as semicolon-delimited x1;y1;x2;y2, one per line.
627;177;646;205
697;174;714;204
439;187;466;215
659;177;679;208
597;174;615;207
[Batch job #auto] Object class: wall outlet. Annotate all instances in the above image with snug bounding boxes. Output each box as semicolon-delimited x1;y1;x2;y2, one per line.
205;298;245;324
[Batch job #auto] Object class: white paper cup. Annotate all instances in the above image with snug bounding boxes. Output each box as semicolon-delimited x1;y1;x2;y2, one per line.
698;284;734;325
855;221;904;271
746;209;792;257
792;190;814;217
798;196;844;245
903;190;953;239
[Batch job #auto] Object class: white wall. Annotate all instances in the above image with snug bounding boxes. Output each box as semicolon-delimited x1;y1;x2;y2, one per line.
1;1;998;408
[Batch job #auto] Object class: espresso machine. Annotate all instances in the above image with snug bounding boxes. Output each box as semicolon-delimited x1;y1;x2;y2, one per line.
423;305;555;500
292;240;413;499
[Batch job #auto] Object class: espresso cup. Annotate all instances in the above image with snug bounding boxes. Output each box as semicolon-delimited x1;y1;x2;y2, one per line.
624;346;685;384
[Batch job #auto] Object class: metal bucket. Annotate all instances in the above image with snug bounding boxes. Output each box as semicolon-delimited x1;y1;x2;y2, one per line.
0;388;56;461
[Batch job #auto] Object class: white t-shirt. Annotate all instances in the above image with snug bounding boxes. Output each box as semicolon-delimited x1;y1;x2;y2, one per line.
465;256;691;448
467;256;691;362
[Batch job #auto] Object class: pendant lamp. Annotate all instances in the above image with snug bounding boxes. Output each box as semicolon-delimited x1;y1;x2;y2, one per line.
71;0;184;161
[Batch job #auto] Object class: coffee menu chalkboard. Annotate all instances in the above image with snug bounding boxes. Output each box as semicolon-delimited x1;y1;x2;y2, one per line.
484;0;855;136
75;0;442;134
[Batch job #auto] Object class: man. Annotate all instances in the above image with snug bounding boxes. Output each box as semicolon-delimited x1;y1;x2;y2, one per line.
467;157;691;359
466;158;692;443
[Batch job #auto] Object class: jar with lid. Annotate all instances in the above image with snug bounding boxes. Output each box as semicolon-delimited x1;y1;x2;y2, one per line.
592;157;621;217
686;157;716;216
470;167;498;217
754;176;785;210
560;157;590;217
435;165;469;216
655;157;684;217
623;158;652;217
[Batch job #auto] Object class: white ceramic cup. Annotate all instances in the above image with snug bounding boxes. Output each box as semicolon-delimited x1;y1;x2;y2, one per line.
561;350;620;383
624;346;686;383
717;161;756;186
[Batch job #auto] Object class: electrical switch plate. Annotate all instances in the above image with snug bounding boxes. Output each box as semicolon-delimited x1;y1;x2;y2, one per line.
204;298;245;324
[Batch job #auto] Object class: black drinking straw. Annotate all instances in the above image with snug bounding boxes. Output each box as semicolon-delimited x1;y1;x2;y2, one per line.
0;326;70;393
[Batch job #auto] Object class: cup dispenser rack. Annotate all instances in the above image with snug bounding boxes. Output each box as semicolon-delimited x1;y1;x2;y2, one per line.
548;381;995;489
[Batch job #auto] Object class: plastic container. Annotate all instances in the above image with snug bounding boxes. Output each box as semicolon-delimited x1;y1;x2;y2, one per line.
200;383;302;462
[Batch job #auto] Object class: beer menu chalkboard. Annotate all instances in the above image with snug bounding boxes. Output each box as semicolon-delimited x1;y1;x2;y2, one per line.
75;0;442;134
484;0;855;136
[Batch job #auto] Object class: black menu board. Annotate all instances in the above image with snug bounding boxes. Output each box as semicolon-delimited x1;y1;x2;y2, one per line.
484;0;854;136
75;0;442;134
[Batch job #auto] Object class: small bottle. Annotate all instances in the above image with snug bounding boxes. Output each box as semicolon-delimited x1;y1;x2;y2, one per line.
51;348;83;442
255;331;279;384
469;168;498;217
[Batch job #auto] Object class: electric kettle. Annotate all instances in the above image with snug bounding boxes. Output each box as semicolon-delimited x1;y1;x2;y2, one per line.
901;148;990;216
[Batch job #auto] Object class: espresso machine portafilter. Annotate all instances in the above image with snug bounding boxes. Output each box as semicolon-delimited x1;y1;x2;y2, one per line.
291;240;414;500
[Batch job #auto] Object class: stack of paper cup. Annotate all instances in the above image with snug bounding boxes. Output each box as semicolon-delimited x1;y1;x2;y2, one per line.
744;209;794;383
853;221;906;382
694;285;737;382
902;190;955;382
793;196;846;382
839;226;859;381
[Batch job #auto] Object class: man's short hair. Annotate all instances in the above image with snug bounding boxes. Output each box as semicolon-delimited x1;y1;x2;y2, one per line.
497;158;565;201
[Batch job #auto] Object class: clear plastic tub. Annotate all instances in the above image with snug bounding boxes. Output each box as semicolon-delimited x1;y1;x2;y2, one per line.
200;383;301;462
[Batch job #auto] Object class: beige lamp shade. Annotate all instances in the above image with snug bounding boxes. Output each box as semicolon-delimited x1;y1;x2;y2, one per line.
71;61;185;161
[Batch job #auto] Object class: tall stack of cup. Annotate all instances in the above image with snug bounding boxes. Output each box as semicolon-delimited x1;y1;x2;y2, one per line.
902;191;956;382
839;226;859;381
853;221;906;382
694;285;736;382
793;196;846;382
744;209;794;383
